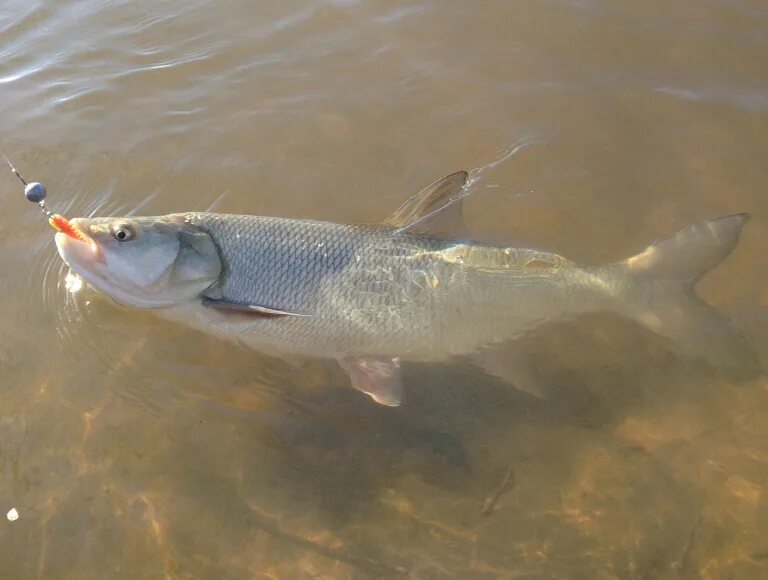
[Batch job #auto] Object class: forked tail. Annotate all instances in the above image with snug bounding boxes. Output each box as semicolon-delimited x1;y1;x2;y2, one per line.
615;213;761;376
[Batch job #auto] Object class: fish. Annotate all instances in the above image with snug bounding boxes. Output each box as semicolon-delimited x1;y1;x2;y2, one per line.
54;171;759;406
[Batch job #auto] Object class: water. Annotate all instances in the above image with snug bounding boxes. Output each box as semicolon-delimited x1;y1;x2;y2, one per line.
1;1;767;577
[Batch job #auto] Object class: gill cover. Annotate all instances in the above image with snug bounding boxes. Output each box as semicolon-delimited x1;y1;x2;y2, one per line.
56;215;222;308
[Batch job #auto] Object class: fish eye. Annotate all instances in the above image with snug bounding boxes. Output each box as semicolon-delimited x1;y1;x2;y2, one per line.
110;222;136;242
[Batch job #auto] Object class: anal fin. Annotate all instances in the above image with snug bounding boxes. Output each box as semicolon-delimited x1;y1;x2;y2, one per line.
472;347;550;400
337;355;402;406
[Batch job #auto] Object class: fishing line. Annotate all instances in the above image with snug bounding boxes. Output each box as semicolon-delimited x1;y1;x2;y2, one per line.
2;150;107;360
1;150;89;242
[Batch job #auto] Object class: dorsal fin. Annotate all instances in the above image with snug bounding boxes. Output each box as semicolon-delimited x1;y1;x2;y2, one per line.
384;171;468;236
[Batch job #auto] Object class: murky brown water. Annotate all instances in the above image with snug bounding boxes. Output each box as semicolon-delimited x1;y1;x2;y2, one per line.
1;1;768;578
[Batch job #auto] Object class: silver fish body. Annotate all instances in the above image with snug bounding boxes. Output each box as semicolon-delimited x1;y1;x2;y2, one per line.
54;171;758;405
175;213;615;361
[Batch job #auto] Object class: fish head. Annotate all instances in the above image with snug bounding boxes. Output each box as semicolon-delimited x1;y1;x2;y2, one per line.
55;214;221;308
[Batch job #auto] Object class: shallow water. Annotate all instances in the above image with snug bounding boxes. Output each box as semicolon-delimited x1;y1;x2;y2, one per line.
1;1;768;578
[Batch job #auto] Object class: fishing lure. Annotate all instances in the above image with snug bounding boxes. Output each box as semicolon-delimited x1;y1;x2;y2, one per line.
1;151;89;243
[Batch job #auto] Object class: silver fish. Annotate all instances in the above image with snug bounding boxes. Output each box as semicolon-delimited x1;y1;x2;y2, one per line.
55;172;757;405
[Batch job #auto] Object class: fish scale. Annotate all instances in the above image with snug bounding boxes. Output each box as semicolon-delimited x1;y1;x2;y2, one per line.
177;212;587;359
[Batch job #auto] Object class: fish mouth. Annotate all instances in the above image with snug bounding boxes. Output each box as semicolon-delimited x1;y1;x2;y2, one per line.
55;219;104;269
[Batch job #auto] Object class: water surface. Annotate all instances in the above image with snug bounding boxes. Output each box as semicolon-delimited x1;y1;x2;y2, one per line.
1;1;767;577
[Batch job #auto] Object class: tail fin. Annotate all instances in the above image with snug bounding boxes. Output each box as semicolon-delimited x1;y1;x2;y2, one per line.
617;214;761;377
622;213;749;284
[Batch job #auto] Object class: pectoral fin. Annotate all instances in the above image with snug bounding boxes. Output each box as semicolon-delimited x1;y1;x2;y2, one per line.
337;355;402;406
202;297;311;317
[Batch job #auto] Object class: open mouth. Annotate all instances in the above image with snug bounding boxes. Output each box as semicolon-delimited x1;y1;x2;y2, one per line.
53;217;103;263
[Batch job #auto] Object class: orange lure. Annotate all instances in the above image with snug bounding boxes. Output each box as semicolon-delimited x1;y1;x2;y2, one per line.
49;214;90;243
